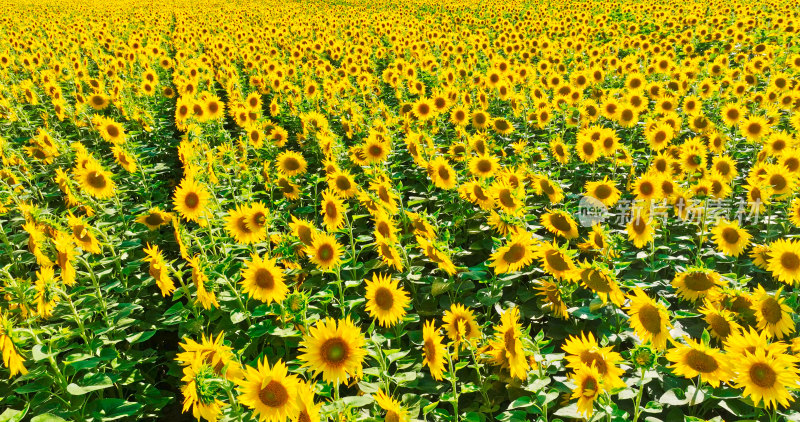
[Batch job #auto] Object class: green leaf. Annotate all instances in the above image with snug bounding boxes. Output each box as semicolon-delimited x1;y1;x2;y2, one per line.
67;374;113;395
659;388;688;406
0;407;26;422
30;414;66;422
508;396;534;410
341;395;373;407
423;401;439;413
92;399;143;421
126;330;156;344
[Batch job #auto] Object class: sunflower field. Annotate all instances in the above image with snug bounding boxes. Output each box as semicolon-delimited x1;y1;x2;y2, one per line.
4;0;800;421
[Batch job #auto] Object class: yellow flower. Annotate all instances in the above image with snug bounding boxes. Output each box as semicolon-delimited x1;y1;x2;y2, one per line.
240;254;287;305
237;358;300;422
299;317;366;385
422;320;447;380
626;289;672;350
364;273;409;328
442;303;481;347
487;307;529;380
666;338;731;387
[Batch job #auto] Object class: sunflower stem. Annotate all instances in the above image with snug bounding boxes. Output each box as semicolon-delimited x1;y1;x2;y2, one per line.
77;255;110;326
631;367;646;422
221;275;252;326
446;347;459;422
334;267;346;318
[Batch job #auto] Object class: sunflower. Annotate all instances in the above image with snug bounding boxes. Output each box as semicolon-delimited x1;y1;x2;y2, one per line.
666;338;731;387
295;381;321;422
177;333;244;381
363;137;391;164
487;307;529;380
34;266;59;319
740;115;771;142
374;233;404;271
563;332;625;389
491;180;524;215
0;313;27;376
136;207;172;230
68;213;102;254
277;176;300;200
766;238;800;285
370;180;399;214
789;198;800;227
731;349;799;409
751;285;796;339
225;205;260;244
570;363;604;417
189;255;219;310
240;254;287;305
112;146;137;172
534;279;569;319
373;390;409;422
276;151;307;176
443;303;481;346
578;224;613;255
724;326;788;358
289;216;317;247
672;268;724;303
626;210;655;248
143;244;175;296
412;98;435;121
492;117;514;135
320;189;346;232
305;233;344;271
531;175;564;204
173;178;211;224
459;180;494;210
626;289;672;350
422;320;447;380
711;155;738;182
584;178;621;207
550;136;570;164
535;241;576;280
364;273;409;328
763;164;795;196
711;219;751;257
489;231;537;274
299;317;366;385
245;203;269;243
429;156;457;190
471;110;490;129
576;139;600;164
180;357;225;422
632;173;662;201
75;161;115;199
597;128;620;156
721;103;744;126
373;213;399;243
699;300;742;341
450;106;469;126
541;210;579;239
569;262;625;306
237;358;300;422
328;170;358;198
468;154;499;179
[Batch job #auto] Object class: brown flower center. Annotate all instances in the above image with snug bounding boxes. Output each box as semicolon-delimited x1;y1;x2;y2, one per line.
258;380;289;408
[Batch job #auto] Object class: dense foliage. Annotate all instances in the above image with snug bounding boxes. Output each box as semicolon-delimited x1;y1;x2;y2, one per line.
1;0;800;421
